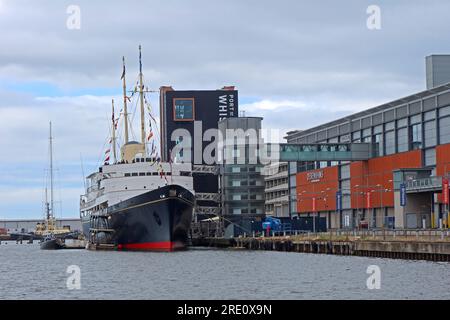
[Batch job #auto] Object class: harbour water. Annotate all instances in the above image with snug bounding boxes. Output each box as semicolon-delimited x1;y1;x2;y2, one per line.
0;242;449;300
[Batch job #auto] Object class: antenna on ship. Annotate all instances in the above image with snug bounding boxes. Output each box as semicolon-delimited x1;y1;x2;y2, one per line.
138;44;146;154
111;99;117;163
121;56;129;144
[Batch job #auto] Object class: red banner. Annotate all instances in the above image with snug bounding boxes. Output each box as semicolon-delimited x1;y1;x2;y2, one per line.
312;197;316;212
443;178;449;204
366;191;371;209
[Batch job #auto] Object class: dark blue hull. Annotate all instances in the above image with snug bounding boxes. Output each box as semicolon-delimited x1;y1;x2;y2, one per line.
82;185;194;251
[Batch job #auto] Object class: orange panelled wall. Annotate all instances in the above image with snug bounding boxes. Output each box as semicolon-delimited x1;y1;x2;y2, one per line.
435;143;450;203
296;166;339;213
350;150;422;208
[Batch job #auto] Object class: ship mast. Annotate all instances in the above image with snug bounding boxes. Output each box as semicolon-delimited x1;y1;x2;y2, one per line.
45;187;50;220
138;45;146;154
49;121;54;220
111;99;117;163
122;56;129;144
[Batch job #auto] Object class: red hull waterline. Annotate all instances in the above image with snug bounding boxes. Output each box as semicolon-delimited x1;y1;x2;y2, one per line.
117;241;186;252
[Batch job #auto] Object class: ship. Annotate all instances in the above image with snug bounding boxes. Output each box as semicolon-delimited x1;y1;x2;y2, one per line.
80;46;195;251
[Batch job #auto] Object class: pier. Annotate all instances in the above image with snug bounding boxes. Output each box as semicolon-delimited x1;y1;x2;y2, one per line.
191;229;450;262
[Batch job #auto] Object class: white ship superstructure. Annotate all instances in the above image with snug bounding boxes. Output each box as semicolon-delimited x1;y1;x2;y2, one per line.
80;159;193;218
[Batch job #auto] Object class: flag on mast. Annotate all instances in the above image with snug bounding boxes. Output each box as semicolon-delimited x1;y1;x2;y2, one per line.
147;118;153;141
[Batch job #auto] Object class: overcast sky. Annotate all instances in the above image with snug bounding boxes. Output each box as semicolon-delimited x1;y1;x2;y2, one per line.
1;0;450;219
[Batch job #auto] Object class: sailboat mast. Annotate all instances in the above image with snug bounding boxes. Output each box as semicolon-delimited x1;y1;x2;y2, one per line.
122;56;129;144
49;121;54;219
45;187;49;220
111;99;117;163
138;45;146;154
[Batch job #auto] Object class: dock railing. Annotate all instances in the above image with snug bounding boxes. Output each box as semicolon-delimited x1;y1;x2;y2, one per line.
239;228;450;242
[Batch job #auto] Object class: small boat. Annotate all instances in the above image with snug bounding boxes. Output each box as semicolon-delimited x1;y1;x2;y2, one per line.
38;122;73;251
40;234;65;250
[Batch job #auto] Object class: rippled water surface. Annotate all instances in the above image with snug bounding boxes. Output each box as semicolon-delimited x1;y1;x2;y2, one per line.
0;242;449;299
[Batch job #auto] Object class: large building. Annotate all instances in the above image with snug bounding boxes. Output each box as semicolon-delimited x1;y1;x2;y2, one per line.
159;86;238;218
286;57;450;230
218;117;266;236
218;117;265;216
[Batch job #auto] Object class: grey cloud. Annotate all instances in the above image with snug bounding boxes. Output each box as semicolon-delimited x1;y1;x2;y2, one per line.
0;0;448;100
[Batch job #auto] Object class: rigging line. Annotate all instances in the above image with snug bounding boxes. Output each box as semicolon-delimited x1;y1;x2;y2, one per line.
55;163;63;219
128;90;141;142
41;167;48;220
95;133;110;169
80;153;86;190
144;92;162;156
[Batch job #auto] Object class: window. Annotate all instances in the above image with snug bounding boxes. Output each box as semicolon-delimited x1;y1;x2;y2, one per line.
341;165;350;179
374;125;382;134
424;110;436;121
397;127;408;152
124;173;131;177
439;116;450;144
328;137;338;143
173;98;195;121
362;128;371;137
232;195;241;201
385;121;395;131
410;114;422;124
231;166;241;173
440;105;450;117
424;120;436;147
411;123;422;149
385;131;395;155
352;131;361;142
397;118;408;128
374;133;383;156
231;180;241;187
425;148;436;166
